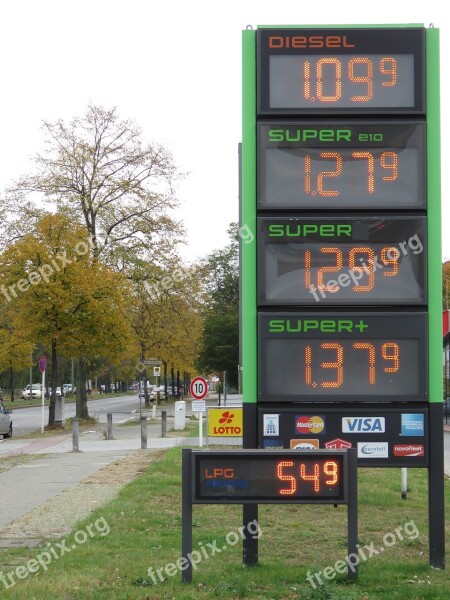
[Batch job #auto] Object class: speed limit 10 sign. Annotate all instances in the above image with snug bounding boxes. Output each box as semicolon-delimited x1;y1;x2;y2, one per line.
190;377;208;400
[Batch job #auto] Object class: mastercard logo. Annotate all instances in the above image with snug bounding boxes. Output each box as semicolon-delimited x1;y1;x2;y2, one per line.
295;415;325;434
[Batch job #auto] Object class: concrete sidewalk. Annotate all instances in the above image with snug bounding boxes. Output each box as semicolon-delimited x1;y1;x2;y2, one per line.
0;415;197;533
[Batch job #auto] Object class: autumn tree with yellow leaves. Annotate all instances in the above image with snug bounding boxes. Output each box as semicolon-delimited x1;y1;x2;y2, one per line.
0;214;131;425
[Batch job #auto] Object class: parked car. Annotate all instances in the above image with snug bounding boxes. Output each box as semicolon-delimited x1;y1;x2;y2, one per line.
63;384;73;394
20;384;42;399
0;400;12;438
151;386;166;400
444;397;450;416
138;385;155;399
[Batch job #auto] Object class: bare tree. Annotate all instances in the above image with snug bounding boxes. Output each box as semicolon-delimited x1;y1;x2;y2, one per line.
1;105;184;416
3;104;184;263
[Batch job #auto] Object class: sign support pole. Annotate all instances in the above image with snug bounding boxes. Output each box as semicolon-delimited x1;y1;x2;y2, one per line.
41;368;45;433
182;449;193;583
347;448;358;579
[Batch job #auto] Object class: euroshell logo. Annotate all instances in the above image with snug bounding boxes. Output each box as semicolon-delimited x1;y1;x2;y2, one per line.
357;442;389;458
295;415;325;435
401;414;424;437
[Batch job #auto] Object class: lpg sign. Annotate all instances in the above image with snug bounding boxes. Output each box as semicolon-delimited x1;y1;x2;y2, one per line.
208;408;243;437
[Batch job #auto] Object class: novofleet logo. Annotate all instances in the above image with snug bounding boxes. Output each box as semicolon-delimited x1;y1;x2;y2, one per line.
393;444;425;457
295;416;325;435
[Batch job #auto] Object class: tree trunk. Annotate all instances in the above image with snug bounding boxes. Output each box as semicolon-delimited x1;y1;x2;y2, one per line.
76;358;89;419
143;367;150;408
171;364;175;399
176;369;181;399
141;346;150;408
48;339;57;426
9;364;14;402
163;361;168;399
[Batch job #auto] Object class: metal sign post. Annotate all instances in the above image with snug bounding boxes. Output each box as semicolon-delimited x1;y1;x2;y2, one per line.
39;355;46;433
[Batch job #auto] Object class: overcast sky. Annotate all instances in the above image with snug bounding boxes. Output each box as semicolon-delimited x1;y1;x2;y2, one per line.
0;0;448;262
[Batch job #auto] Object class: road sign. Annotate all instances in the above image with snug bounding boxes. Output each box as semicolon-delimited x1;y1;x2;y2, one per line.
39;355;47;373
192;400;206;413
190;377;208;400
153;367;160;376
143;359;162;366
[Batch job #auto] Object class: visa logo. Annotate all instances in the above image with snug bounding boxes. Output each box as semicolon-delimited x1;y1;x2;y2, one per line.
342;417;386;433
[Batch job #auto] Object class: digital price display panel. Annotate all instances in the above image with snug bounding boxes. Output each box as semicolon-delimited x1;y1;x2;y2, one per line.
258;122;425;209
193;450;347;503
258;216;426;305
258;312;427;402
257;28;424;115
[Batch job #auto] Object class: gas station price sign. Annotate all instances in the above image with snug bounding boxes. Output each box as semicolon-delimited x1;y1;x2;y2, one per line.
258;122;425;209
258;216;426;305
192;450;348;503
257;28;424;115
258;312;427;402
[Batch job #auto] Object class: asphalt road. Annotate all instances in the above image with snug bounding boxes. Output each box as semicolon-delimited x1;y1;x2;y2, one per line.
10;394;143;436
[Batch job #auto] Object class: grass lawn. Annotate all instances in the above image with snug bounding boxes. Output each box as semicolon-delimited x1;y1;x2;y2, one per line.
3;391;136;411
0;448;448;599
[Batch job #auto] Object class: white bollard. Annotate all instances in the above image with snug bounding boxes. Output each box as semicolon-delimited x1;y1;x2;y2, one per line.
174;400;186;430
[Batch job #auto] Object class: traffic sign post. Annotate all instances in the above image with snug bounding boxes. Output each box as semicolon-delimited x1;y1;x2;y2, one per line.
242;24;444;569
190;377;208;447
39;355;46;433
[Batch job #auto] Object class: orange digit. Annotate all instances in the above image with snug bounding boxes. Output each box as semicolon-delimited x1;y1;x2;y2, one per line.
316;58;342;102
382;343;399;373
304;155;311;194
300;463;320;492
381;151;398;181
305;345;312;385
324;461;339;485
381;246;399;277
304;250;312;290
304;60;311;99
277;461;296;495
353;342;376;384
380;57;397;87
348;58;373;101
317;153;343;196
348;247;375;292
317;247;342;292
320;343;343;388
352;152;374;193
